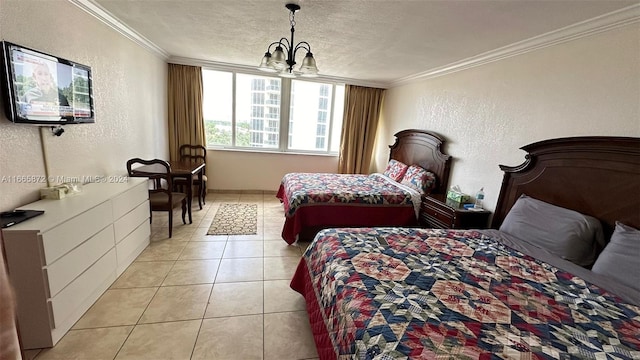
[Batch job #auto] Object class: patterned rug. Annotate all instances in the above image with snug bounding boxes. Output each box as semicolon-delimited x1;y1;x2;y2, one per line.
207;203;258;235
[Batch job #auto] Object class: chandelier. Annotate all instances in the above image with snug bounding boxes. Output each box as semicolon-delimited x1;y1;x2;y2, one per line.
257;3;319;78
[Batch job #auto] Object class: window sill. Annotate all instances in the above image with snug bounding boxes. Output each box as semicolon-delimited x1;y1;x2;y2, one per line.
207;147;339;157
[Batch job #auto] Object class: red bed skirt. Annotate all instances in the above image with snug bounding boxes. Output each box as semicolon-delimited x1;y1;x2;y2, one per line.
276;184;417;244
290;258;337;360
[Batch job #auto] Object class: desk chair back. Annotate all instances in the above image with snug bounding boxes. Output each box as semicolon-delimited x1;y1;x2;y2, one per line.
126;158;187;238
176;144;207;208
179;144;206;163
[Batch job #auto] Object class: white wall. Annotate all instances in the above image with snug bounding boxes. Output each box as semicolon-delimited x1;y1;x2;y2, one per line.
0;0;168;211
208;150;338;192
374;24;640;213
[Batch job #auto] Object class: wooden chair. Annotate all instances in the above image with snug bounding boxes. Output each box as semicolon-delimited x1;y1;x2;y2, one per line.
174;144;207;209
126;158;187;238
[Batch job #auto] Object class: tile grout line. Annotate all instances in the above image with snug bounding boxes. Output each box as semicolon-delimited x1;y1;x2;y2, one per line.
110;256;174;360
112;212;208;360
34;194;311;360
175;198;220;360
142;199;214;359
189;319;205;360
261;197;267;360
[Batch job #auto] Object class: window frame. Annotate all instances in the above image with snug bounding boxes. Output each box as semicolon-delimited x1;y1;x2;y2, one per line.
202;68;344;155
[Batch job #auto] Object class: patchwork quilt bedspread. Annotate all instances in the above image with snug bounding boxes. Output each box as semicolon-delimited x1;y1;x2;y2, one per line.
299;227;640;359
279;173;414;217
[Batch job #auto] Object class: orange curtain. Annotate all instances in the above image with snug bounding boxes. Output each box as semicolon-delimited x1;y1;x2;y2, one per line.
167;64;206;161
337;85;385;174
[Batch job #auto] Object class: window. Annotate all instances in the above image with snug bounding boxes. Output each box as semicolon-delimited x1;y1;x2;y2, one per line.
288;80;344;152
267;93;279;105
267;119;278;132
202;70;232;146
266;107;278;119
319;85;329;97
317;111;327;123
203;69;344;154
251;79;265;91
266;80;280;92
318;97;328;110
251;106;264;118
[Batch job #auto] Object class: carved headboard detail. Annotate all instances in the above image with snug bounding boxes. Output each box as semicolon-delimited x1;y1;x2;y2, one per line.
389;129;452;196
492;136;640;238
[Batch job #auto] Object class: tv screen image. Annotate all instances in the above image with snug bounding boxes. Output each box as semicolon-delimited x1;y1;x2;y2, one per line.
1;41;94;124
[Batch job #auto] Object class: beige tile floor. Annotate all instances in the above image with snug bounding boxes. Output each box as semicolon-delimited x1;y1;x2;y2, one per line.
27;192;318;360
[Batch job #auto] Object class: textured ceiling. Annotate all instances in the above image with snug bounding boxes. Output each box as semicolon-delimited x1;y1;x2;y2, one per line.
91;0;637;85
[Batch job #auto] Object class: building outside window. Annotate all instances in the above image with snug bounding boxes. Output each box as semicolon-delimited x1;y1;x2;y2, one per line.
203;69;344;154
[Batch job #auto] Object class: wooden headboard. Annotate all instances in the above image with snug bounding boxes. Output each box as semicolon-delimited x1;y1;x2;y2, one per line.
388;129;452;195
492;136;640;238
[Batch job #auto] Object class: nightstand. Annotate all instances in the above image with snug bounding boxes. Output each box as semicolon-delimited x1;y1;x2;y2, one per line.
419;195;491;229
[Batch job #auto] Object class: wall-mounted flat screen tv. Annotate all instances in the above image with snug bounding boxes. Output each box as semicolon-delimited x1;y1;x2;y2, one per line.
0;41;94;124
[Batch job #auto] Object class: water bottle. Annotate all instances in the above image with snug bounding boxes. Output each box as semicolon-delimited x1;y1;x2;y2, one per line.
474;188;485;209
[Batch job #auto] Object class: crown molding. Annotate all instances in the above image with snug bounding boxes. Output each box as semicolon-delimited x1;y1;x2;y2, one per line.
390;4;640;88
69;0;169;59
69;0;385;87
70;0;638;89
168;56;389;89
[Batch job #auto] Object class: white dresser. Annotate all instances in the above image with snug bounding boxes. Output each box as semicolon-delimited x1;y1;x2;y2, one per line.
1;178;151;349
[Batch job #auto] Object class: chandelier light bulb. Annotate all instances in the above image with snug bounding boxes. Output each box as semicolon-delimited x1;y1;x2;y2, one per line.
258;52;277;72
270;46;287;70
299;52;318;77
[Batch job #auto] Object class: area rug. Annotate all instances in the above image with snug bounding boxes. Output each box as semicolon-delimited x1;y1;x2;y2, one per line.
207;203;258;235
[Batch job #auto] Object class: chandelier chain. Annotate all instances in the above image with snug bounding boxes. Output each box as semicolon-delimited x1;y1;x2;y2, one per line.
290;11;296;28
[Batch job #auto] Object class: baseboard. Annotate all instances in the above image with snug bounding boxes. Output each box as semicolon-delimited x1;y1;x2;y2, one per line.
207;189;277;195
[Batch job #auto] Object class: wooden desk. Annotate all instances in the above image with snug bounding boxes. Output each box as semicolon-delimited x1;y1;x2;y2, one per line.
129;160;205;224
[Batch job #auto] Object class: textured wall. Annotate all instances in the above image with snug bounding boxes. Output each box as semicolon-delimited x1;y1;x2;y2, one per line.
208;150;339;192
375;24;640;213
0;0;168;210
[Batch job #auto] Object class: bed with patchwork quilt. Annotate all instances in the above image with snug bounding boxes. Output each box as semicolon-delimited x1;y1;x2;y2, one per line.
290;136;640;359
290;227;640;359
276;129;452;244
277;172;421;244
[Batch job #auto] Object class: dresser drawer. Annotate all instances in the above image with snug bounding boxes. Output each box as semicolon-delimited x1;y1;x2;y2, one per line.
112;180;149;220
50;248;117;329
41;201;113;265
114;201;149;244
46;225;115;297
2;179;152;349
420;198;455;228
116;221;150;275
419;213;450;229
